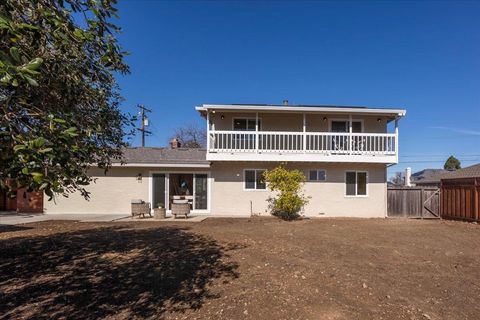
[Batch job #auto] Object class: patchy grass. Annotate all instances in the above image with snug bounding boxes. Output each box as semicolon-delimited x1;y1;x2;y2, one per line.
1;218;479;319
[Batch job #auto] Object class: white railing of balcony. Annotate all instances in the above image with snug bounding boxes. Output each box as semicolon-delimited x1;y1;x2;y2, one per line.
209;130;396;156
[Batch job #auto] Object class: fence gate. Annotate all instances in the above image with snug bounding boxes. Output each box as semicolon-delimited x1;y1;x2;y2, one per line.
387;187;440;218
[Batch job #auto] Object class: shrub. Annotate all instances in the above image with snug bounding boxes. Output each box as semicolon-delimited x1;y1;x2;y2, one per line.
263;165;309;220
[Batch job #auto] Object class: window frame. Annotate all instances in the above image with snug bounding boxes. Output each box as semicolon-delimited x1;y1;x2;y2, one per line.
308;169;327;182
345;170;368;197
243;169;267;191
232;117;262;131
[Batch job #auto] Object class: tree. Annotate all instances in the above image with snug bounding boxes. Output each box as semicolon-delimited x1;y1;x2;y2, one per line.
444;156;461;170
0;0;132;199
171;122;206;148
389;172;404;186
263;165;310;220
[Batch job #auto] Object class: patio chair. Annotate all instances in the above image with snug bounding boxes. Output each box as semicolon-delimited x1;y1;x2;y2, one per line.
131;200;152;218
171;203;190;219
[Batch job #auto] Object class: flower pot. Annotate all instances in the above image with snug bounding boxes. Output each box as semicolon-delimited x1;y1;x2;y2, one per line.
154;207;166;219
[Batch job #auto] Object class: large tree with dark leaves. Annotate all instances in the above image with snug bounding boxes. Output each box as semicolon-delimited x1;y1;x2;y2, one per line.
0;0;131;199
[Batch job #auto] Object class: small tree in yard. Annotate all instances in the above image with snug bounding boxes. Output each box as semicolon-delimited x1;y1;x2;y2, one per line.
263;165;309;220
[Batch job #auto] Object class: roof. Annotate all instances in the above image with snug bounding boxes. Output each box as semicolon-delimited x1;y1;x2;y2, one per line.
441;163;480;180
112;147;209;167
196;103;406;118
411;169;449;185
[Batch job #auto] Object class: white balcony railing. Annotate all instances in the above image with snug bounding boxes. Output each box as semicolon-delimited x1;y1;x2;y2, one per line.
209;130;397;156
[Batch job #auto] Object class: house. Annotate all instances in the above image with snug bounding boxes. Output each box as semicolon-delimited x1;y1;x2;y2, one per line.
410;169;449;187
440;163;480;221
44;103;406;218
0;181;43;213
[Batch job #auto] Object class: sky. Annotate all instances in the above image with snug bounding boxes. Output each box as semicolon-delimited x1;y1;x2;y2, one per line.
114;0;480;176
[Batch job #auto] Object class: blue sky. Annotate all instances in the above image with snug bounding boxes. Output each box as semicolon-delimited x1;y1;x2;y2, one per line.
114;1;480;176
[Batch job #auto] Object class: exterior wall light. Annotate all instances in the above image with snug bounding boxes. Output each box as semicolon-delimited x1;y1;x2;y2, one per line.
322;117;327;122
136;173;142;181
221;115;225;120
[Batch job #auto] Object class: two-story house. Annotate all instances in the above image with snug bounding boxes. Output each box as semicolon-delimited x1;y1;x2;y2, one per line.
44;103;406;218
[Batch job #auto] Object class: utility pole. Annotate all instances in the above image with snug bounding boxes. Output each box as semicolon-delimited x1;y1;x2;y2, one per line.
137;104;152;147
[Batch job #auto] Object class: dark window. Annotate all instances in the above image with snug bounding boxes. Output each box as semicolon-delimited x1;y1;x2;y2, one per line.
308;170;326;181
357;172;367;195
256;170;266;189
331;120;362;133
245;169;266;190
245;170;256;189
233;118;261;131
346;171;367;196
346;172;357;196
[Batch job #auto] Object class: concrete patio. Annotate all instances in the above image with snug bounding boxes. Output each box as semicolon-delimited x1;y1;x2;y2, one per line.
0;212;209;225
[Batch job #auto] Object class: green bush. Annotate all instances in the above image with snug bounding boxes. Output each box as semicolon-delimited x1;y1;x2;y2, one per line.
263;165;309;220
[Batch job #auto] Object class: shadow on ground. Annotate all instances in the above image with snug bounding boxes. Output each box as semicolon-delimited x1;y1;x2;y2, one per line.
0;224;32;233
0;225;240;319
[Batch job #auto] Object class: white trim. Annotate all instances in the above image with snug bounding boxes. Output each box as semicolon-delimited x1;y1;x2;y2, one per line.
197;104;407;117
148;170;212;214
344;170;369;197
243;168;268;191
207;152;398;164
112;163;211;168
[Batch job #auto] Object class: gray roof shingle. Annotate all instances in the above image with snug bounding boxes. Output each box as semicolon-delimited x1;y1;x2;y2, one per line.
441;163;480;180
114;147;208;165
411;169;449;185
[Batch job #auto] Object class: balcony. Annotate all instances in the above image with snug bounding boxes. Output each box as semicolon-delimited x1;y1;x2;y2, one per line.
207;131;398;163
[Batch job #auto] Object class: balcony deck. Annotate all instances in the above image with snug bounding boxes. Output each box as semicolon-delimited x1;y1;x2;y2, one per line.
207;130;398;163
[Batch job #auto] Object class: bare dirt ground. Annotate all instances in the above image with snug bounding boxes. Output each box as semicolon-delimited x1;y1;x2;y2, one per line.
1;218;479;320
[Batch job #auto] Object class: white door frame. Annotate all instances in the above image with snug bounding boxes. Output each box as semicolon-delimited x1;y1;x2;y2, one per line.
148;171;212;214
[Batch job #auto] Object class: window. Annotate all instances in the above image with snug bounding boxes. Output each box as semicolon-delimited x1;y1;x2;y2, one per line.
345;171;367;196
244;169;266;190
330;120;362;133
233;118;261;131
308;170;326;182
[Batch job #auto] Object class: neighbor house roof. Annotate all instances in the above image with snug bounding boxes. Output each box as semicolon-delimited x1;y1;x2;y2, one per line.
196;103;406;119
112;147;209;167
411;169;449;185
441;163;480;180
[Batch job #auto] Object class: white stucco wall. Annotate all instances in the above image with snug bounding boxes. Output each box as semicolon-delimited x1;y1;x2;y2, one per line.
44;167;151;214
44;162;387;218
209;162;387;218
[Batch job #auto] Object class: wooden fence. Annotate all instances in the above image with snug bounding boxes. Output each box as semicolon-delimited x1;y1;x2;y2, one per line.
387;187;440;218
441;177;480;222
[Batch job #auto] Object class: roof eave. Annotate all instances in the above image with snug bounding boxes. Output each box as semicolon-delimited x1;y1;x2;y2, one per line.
196;104;406;118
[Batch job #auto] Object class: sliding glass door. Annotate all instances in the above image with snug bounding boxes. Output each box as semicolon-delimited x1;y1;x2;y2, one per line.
152;172;209;212
194;174;208;210
152;174;166;209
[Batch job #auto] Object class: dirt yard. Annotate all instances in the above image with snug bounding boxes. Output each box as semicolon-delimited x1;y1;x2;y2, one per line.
1;218;479;320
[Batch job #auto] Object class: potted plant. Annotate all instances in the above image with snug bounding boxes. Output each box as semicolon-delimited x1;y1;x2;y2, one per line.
153;203;166;219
